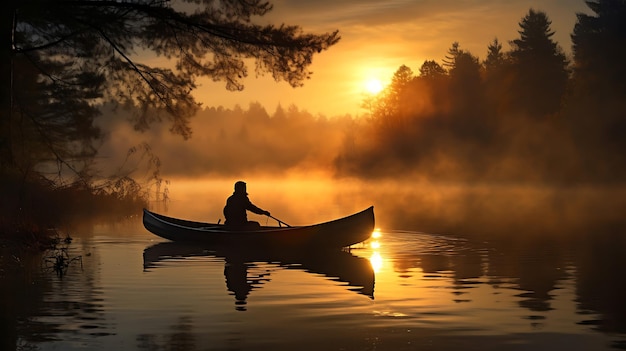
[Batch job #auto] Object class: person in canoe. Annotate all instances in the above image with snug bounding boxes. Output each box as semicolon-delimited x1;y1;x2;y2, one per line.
223;181;271;230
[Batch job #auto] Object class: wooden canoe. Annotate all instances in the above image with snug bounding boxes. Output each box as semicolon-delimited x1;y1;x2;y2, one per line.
142;206;375;248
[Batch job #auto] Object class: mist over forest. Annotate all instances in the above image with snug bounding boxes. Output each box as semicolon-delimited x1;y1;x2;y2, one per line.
86;5;626;240
96;103;353;178
1;1;625;243
97;7;625;187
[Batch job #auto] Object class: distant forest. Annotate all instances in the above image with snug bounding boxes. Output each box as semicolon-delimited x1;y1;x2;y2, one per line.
337;7;626;184
106;6;625;184
98;102;353;177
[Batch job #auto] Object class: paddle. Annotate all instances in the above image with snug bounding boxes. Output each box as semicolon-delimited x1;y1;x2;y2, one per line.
268;215;291;227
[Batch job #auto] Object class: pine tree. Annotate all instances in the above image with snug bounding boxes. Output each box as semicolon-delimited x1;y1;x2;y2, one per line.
484;38;506;73
509;9;568;117
0;0;340;173
572;0;626;93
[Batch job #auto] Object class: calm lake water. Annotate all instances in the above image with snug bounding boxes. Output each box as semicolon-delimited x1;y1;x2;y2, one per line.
2;179;626;350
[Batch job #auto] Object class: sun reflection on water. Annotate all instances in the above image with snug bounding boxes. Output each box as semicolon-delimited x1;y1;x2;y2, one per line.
369;252;383;273
371;228;381;239
368;228;383;273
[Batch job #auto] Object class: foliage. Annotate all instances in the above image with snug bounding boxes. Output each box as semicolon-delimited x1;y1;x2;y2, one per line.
568;0;626;177
373;65;414;128
9;50;103;183
419;60;446;78
1;0;339;178
0;0;339;235
446;45;483;113
572;0;626;92
483;38;506;72
508;9;569;117
3;0;339;139
340;6;625;183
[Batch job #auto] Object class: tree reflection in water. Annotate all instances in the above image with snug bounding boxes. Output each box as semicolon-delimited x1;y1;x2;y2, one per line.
137;316;195;351
1;241;110;350
385;230;626;337
4;225;626;350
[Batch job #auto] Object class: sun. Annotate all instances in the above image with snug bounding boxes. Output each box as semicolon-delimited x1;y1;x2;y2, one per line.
364;78;384;95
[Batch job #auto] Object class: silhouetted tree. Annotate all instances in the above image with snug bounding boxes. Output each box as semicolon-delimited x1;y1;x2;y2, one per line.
417;60;449;116
572;0;626;93
448;49;487;138
373;65;414;132
0;0;340;233
509;9;569;117
567;0;626;180
484;38;507;74
387;65;415;109
448;51;482;90
245;102;271;124
9;51;102;182
442;41;461;70
419;60;447;78
483;38;514;115
441;42;485;127
1;0;340;176
272;103;287;123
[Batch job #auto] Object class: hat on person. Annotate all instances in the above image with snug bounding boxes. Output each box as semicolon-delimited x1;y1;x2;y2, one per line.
234;181;247;194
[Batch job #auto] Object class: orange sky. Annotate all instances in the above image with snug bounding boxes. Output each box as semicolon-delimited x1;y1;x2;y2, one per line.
193;0;589;117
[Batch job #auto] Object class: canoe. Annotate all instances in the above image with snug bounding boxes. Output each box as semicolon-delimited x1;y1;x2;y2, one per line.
142;206;375;248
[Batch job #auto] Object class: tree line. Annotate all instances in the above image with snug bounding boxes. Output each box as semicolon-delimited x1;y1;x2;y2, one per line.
96;2;626;185
2;0;625;239
336;3;626;184
94;102;353;177
0;0;338;238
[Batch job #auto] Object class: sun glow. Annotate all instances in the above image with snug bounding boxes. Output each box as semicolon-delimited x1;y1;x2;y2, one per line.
369;251;383;273
371;228;382;239
364;78;384;95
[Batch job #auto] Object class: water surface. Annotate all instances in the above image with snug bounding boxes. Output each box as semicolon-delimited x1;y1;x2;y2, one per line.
3;180;626;350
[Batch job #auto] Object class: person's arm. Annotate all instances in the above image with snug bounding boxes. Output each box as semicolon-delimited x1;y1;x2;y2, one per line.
246;198;270;216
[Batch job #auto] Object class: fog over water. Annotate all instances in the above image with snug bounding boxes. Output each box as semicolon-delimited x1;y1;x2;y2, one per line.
93;101;626;242
155;176;626;244
4;2;626;349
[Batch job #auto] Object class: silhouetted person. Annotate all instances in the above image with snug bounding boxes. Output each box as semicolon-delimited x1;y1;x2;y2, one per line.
223;181;270;230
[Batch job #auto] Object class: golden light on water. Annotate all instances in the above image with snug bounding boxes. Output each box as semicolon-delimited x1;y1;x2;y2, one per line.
367;228;384;272
371;228;382;239
369;251;383;273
